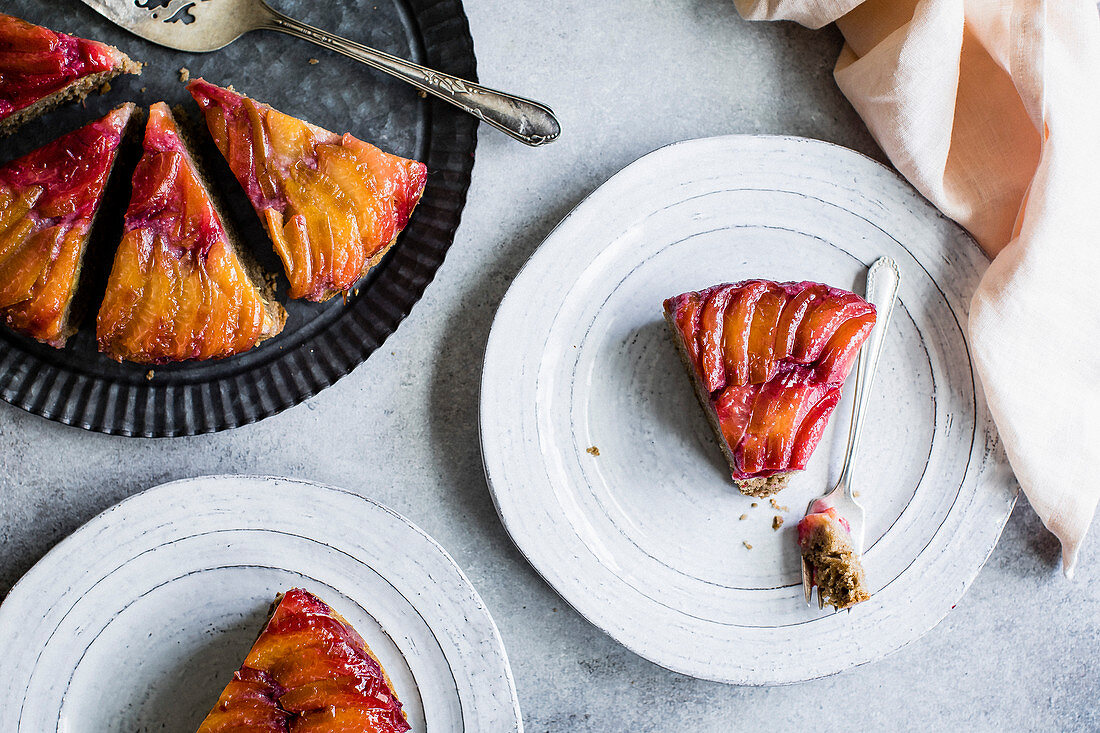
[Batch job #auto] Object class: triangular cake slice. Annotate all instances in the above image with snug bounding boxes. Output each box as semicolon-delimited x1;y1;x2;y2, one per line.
197;588;411;733
0;103;134;346
664;280;876;497
0;13;141;136
187;79;427;302
97;103;286;363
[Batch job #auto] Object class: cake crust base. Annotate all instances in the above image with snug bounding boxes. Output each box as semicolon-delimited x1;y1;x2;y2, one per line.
734;473;793;498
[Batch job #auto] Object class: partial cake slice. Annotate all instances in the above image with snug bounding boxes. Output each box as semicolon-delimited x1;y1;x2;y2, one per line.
197;588;411;733
97;103;286;364
187;78;428;302
0;103;134;346
797;505;870;609
664;280;876;496
0;13;141;136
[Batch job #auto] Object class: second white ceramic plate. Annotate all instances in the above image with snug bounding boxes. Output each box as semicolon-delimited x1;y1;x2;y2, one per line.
0;475;521;731
480;135;1017;685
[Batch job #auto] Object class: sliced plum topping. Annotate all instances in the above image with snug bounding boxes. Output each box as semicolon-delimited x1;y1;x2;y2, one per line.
188;79;427;302
664;278;876;483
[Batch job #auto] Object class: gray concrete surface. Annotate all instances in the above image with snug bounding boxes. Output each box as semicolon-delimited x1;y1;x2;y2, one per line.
2;1;1098;730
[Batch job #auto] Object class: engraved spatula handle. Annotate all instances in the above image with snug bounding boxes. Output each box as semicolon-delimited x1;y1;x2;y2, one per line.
259;3;561;146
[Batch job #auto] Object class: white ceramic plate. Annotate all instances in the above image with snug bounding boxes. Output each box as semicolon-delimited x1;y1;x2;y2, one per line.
0;475;522;731
480;135;1017;685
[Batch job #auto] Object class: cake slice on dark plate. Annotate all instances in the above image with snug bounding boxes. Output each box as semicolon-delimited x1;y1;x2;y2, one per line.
797;504;871;609
0;103;134;346
0;12;140;136
664;280;876;497
197;588;411;733
97;102;286;364
187;78;428;303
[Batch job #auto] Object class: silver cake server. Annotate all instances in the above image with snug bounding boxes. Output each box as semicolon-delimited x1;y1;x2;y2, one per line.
80;0;561;146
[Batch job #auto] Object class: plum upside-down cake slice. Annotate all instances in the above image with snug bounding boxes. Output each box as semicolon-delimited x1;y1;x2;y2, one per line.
97;103;286;363
187;79;427;303
664;280;876;497
197;588;411;733
0;103;134;346
0;12;140;135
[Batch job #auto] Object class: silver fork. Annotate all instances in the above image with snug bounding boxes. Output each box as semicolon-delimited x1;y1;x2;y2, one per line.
801;256;901;609
80;0;561;146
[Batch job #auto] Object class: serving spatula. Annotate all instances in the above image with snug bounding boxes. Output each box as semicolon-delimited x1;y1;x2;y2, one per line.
80;0;561;146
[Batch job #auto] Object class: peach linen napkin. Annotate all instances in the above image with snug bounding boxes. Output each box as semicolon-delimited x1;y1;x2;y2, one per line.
733;0;1100;577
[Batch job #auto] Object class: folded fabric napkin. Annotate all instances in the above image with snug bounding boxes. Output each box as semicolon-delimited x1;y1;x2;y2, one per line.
734;0;1100;577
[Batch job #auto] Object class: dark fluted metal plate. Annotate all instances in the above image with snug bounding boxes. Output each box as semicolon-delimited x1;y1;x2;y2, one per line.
0;0;477;436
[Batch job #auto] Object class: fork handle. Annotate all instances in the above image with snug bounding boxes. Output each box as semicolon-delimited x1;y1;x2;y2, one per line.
258;7;560;147
836;257;901;492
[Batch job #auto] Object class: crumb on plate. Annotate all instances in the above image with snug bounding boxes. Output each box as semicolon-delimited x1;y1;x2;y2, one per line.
742;541;753;550
586;446;600;457
739;513;748;521
772;515;784;530
178;67;190;83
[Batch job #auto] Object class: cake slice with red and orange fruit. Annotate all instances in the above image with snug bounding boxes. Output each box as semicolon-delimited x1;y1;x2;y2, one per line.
97;102;286;363
197;588;410;733
0;103;134;346
0;12;140;136
664;280;875;496
187;79;427;302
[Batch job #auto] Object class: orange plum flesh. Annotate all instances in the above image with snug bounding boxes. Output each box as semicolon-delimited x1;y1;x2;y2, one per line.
665;280;876;481
197;588;410;733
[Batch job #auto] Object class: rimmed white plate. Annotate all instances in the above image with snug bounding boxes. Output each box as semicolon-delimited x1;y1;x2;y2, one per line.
480;135;1017;685
0;475;522;731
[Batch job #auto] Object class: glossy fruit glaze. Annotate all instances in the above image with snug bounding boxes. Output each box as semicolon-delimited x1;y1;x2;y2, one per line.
197;588;410;733
97;103;283;363
187;79;428;302
0;104;132;345
0;13;124;122
665;280;875;479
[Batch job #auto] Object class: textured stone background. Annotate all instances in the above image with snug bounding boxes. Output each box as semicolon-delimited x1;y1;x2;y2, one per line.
1;1;1098;731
